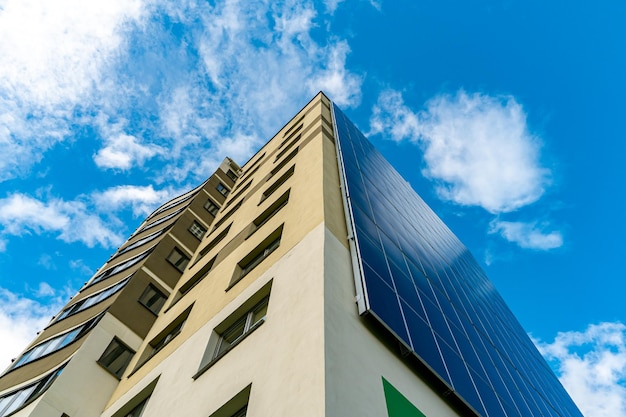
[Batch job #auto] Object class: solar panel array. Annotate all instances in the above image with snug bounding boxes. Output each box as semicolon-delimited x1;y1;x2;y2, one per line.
332;104;582;417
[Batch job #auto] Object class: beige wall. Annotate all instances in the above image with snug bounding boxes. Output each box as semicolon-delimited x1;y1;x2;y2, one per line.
102;224;329;417
11;314;143;417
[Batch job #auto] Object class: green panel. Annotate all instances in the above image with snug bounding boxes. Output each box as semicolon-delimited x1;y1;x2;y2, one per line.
382;377;426;417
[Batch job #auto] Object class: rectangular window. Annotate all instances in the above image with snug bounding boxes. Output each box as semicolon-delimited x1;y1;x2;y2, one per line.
278;124;302;148
205;385;251;417
204;199;220;216
230;226;283;289
226;169;238;182
138;284;167;315
216;183;229;197
243;152;265;176
179;256;216;296
213;297;268;359
270;148;298;178
125;397;149;417
260;166;294;203
213;200;242;230
202;224;231;257
98;338;134;379
237;165;259;187
248;190;290;238
189;221;207;240
148;305;192;356
166;248;190;272
283;114;305;136
226;180;252;207
274;136;300;162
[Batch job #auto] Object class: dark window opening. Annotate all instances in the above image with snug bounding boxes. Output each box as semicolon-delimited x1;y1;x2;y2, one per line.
98;338;134;379
167;248;190;272
139;285;167;315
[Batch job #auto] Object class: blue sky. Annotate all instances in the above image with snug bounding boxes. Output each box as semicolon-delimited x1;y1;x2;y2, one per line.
0;0;624;414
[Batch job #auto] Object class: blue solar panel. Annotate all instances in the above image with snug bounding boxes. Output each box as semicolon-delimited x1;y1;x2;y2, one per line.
331;103;582;417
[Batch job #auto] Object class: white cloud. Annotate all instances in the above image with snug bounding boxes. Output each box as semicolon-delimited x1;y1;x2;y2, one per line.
323;0;381;14
307;41;362;107
489;220;563;250
535;322;626;417
0;193;123;248
91;185;174;216
370;89;550;214
0;0;364;184
34;282;56;298
0;287;67;371
94;133;163;170
0;0;148;181
149;0;363;180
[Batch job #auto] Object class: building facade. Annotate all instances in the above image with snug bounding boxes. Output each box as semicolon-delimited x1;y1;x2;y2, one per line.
0;93;582;417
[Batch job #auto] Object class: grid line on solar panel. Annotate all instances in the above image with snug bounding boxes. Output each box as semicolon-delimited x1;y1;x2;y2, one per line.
332;103;583;417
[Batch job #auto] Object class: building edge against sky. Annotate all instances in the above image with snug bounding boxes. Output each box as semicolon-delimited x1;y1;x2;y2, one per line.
0;93;582;417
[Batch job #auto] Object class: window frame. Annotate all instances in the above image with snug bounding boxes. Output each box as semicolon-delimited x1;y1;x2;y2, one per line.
166;247;190;272
97;337;135;379
194;283;271;380
55;276;130;323
0;363;66;417
212;297;268;361
230;225;283;289
10;314;102;371
259;165;294;204
188;221;207;240
216;183;230;197
247;190;290;239
138;284;167;315
204;199;220;216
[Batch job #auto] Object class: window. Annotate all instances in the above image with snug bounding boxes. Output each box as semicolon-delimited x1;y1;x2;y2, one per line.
270;148;298;178
241;152;265;180
205;385;251;417
278;123;302;148
179;256;216;297
213;200;242;230
137;206;185;234
213;297;268;360
195;284;271;379
260;166;294;203
145;189;197;222
231;225;283;288
216;183;229;197
201;224;231;258
148;306;192;356
237;165;259;188
11;314;102;370
111;378;158;417
56;276;130;322
139;285;167;315
204;199;220;216
98;338;134;378
118;227;168;256
125;397;149;417
189;221;207;240
248;190;289;238
167;248;190;272
91;247;154;286
226;180;252;207
0;363;65;417
231;407;247;417
274;136;299;162
151;319;185;353
226;169;238;182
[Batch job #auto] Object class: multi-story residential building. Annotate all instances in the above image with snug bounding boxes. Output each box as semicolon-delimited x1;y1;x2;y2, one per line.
0;93;582;417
